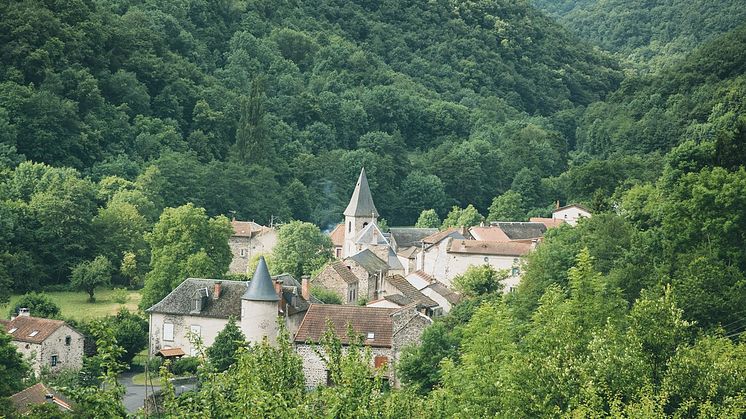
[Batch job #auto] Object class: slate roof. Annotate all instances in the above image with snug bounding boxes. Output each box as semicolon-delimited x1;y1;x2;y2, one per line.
1;316;72;344
383;294;414;306
493;222;547;240
329;261;360;285
329;223;345;247
387;247;405;270
146;279;246;318
388;228;438;248
396;246;420;259
426;282;462;305
10;383;73;414
343;168;379;217
447;240;532;256
422;227;466;246
294;304;396;348
354;222;389;246
243;256;280;301
386;275;438;308
346;249;389;273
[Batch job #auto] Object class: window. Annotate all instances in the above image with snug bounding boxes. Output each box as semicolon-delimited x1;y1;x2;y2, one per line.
367;332;375;340
8;327;16;334
163;323;174;341
336;248;341;258
348;222;351;233
190;325;201;337
65;336;71;346
511;267;520;277
239;249;246;257
28;330;38;337
51;355;58;367
363;222;368;228
374;355;388;369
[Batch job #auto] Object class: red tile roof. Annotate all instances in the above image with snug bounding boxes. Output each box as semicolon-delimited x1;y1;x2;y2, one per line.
1;316;68;344
294;304;395;348
469;226;511;242
10;383;73;414
447;239;532;257
529;217;565;228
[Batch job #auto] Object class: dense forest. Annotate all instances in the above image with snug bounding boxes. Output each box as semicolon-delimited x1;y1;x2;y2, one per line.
0;0;745;416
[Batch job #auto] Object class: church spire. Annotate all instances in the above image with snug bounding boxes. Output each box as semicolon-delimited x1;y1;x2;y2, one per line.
343;168;379;218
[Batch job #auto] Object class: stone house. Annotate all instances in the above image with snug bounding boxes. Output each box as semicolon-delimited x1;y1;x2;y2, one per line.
470;222;547;242
9;382;74;415
344;249;389;301
443;239;533;291
0;311;84;376
228;220;278;274
404;271;461;314
312;261;360;304
329;223;345;259
552;204;592;226
293;304;431;388
146;257;311;356
368;275;440;316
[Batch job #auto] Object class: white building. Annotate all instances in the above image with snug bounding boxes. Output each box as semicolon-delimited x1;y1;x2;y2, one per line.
552;204;592;226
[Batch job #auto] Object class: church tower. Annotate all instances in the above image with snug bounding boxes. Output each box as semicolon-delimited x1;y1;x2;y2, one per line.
343;168;379;258
241;256;280;345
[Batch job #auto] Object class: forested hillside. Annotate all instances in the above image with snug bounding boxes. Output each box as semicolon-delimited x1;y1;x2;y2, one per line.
532;0;746;69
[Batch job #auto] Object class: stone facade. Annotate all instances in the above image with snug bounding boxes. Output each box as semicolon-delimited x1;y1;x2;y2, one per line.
12;325;84;376
312;263;358;304
228;229;277;274
295;343;393;388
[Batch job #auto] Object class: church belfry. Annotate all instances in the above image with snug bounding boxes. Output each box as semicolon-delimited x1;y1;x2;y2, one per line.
343;168;379;258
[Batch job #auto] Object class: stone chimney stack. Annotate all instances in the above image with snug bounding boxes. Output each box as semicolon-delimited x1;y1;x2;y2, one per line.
19;307;30;317
213;281;222;299
301;275;310;301
274;280;285;312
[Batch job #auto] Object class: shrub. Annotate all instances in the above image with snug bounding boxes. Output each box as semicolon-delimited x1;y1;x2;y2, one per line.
8;292;61;319
111;288;130;304
311;286;343;304
171;357;200;376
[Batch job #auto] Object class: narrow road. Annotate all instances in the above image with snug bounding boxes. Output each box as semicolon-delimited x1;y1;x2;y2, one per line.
118;371;161;414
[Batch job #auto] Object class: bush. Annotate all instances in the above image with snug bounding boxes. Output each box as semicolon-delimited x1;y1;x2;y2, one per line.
8;292;61;319
146;356;162;373
171;357;200;376
111;288;130;304
311;286;343;304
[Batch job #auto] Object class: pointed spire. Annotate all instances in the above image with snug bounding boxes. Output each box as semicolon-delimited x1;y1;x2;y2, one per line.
242;256;279;301
343;168;379;217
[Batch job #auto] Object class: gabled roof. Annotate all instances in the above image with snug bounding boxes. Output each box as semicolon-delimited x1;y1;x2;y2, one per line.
346;249;389;274
469;226;511;242
243;256;280;301
426;282;462;305
329;223;345;247
493;222;547;240
294;304;395;348
529;217;565;228
146;279;246;318
343;168;379;217
231;220;264;237
386;275;438;308
422;227;466;246
388;228;438;248
387;247;405;270
396;246;420;259
354;222;389;246
10;383;73;414
1;316;72;344
329;261;360;285
383;294;414;306
447;239;532;257
406;270;435;290
553;203;592;214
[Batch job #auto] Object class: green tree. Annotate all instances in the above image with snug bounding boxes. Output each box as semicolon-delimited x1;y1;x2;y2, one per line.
0;330;30;397
206;317;247;372
8;292;61;319
415;209;441;228
441;205;483;229
487;190;526;222
271;221;332;279
311;286;343;305
71;256;113;303
452;265;508;297
140;204;233;309
104;308;148;366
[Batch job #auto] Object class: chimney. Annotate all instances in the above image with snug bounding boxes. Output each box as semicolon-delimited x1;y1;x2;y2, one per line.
45;393;54;404
274;280;285;313
555;200;560;210
19;307;30;317
213;281;222;300
301;276;310;301
531;238;539;250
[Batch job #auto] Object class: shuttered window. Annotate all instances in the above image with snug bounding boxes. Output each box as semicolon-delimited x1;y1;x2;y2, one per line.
163;323;174;341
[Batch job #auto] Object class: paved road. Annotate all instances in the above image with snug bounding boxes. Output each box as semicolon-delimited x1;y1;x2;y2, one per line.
118;371;160;414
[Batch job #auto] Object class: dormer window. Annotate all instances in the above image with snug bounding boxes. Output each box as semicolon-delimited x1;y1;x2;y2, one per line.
29;330;39;337
8;328;17;334
367;332;375;340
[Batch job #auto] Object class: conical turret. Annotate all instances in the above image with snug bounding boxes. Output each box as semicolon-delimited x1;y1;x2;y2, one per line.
242;256;280;301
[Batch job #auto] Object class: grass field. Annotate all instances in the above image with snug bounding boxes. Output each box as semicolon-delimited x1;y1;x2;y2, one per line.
1;288;143;320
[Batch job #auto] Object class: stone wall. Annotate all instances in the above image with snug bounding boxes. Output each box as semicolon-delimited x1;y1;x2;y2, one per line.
228;230;278;274
12;325;84;376
391;307;432;387
295;343;393;389
312;264;353;304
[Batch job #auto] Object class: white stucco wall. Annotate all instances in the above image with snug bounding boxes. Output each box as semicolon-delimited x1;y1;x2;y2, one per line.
552;207;591;226
241;300;279;345
149;312;229;356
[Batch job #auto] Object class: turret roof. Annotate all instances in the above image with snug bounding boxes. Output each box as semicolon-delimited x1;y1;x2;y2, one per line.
343;168;379;217
242;256;280;301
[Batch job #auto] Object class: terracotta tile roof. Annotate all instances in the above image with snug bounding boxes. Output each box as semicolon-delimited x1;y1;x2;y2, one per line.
294;304;396;348
529;217;565;228
330;261;360;285
386;275;438;308
231;220;263;237
157;347;186;357
10;383;73;414
469;226;511;242
329;223;345;247
422;227;467;246
447;239;532;257
1;316;68;344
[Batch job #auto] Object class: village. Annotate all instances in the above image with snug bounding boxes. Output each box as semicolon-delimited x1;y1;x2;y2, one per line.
3;168;591;413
